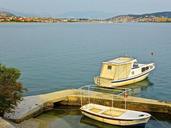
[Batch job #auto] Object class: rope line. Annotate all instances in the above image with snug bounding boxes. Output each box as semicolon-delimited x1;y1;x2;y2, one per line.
151;115;169;128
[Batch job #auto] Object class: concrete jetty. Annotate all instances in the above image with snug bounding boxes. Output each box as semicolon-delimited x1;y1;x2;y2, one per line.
4;89;171;123
4;89;79;123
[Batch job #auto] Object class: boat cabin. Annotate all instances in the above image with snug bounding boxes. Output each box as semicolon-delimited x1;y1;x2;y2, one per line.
100;57;137;80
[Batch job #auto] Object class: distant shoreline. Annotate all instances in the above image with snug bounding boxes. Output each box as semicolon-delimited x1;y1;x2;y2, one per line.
0;21;171;24
1;11;171;23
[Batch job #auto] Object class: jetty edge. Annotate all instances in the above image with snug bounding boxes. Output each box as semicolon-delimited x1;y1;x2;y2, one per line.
4;89;171;123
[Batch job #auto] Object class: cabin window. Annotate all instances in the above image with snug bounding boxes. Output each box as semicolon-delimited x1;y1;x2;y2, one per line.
142;67;146;72
142;66;149;72
107;65;112;70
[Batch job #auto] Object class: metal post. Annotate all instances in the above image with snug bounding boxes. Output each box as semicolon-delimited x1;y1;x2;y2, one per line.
124;89;127;110
88;85;90;104
125;96;126;109
81;89;82;106
112;94;113;108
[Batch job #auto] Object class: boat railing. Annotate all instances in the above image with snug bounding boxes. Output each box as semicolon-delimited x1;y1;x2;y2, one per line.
79;85;132;109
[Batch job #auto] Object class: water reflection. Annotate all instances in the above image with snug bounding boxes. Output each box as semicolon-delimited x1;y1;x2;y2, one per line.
120;78;154;96
16;106;171;128
88;78;153;96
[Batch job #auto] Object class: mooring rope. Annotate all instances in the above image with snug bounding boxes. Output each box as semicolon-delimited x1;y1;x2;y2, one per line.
151;115;169;128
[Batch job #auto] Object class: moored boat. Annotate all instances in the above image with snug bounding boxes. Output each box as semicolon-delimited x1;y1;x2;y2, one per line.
80;103;151;126
94;56;155;87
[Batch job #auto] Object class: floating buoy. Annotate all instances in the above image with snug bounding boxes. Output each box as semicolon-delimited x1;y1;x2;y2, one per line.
151;52;154;56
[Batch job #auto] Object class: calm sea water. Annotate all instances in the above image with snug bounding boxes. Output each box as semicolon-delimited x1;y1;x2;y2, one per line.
0;23;171;128
18;106;171;128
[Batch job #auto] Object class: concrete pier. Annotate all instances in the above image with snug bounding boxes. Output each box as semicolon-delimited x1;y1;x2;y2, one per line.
4;89;171;123
4;89;79;123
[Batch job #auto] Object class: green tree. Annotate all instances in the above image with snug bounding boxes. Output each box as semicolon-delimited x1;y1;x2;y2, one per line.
0;64;25;116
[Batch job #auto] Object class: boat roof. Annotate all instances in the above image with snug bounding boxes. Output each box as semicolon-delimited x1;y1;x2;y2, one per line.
103;57;136;64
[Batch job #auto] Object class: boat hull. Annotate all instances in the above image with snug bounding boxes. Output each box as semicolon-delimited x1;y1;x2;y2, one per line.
94;73;149;88
81;110;150;126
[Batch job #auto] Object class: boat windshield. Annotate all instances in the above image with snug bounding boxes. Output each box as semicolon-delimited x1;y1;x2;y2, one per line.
133;63;139;69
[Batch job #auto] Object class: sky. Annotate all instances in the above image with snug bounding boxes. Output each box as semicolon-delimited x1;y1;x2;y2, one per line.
0;0;171;18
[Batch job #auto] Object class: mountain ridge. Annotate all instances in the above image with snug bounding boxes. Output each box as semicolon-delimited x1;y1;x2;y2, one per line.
0;10;15;17
107;11;171;22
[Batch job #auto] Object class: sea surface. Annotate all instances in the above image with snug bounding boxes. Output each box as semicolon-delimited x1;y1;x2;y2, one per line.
0;23;171;128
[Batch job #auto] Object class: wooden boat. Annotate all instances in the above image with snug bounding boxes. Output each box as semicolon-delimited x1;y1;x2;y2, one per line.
80;103;151;126
94;56;155;87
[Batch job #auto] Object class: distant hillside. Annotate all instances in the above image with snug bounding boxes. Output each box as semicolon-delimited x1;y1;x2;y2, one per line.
119;11;171;18
107;11;171;22
0;10;15;17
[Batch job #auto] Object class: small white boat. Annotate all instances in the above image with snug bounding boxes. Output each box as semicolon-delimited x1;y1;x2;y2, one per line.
94;56;155;87
80;103;151;126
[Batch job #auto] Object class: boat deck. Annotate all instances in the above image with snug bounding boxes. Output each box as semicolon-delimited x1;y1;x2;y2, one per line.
88;106;124;117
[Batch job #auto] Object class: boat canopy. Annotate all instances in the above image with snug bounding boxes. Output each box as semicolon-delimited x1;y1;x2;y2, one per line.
100;57;136;80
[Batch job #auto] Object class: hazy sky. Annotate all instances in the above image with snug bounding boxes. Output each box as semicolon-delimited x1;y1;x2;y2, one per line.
0;0;171;18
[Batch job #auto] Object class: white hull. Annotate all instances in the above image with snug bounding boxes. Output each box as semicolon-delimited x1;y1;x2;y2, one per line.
81;111;149;126
80;104;151;126
94;73;149;88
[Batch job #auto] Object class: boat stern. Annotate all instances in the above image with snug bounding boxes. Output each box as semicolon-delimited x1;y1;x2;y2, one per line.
94;76;113;88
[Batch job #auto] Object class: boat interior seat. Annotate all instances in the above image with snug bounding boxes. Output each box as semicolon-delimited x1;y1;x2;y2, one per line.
89;108;103;113
102;109;124;117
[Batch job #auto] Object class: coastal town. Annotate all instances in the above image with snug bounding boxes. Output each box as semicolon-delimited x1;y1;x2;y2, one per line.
0;10;171;23
0;15;97;23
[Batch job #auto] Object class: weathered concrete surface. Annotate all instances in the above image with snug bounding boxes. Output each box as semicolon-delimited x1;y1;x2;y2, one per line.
4;89;79;123
0;117;15;128
4;89;171;123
